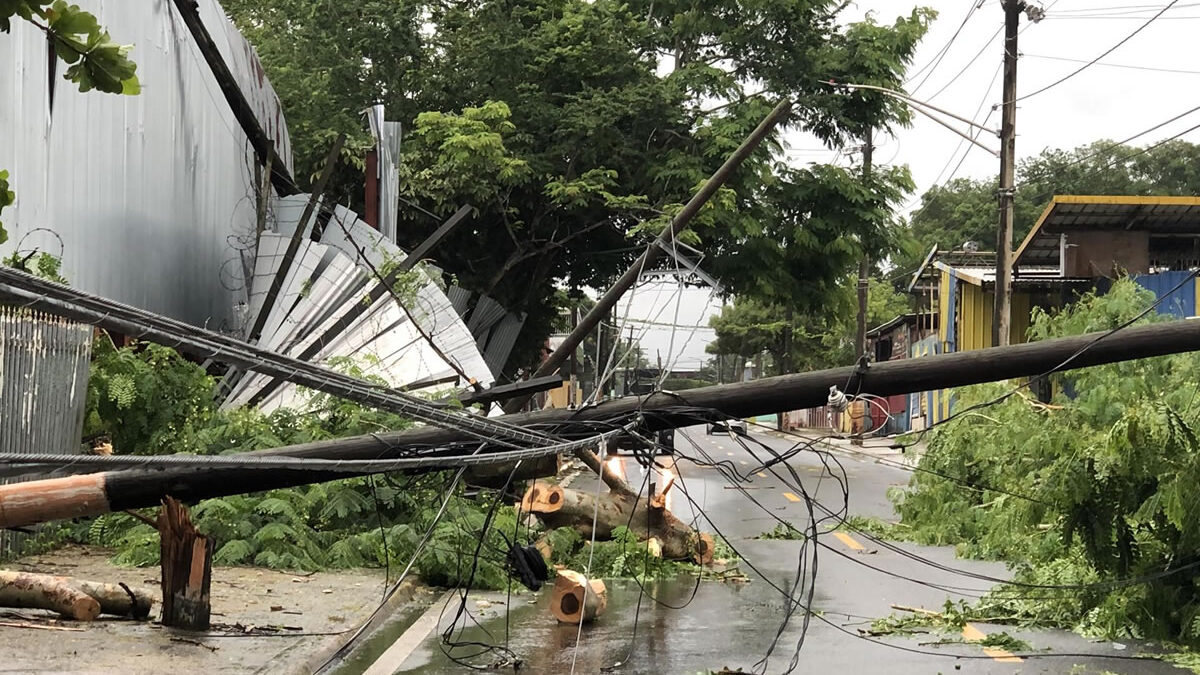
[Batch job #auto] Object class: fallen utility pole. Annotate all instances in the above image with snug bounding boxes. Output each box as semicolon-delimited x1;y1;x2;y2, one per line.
500;98;794;413
5;316;1200;528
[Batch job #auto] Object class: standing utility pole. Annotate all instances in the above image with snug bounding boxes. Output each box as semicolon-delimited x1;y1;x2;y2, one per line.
993;1;1022;347
855;129;874;360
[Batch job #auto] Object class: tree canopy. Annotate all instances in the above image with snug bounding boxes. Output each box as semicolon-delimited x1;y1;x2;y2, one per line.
902;139;1200;272
223;0;933;373
707;276;910;376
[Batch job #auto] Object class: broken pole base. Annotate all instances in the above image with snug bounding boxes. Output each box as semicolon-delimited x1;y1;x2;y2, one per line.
158;496;214;631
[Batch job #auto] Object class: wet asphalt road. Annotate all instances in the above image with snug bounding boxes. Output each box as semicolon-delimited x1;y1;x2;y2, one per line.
393;426;1189;674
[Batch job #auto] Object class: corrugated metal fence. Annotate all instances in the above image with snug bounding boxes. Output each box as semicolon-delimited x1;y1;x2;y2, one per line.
0;307;92;557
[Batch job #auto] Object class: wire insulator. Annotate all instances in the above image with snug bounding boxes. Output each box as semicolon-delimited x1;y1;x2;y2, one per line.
827;385;850;412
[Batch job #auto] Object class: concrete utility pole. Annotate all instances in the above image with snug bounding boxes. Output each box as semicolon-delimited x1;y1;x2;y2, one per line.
11;316;1200;529
855;128;874;360
993;0;1022;347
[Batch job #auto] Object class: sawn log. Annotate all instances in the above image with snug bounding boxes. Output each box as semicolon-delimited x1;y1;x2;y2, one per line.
521;482;713;563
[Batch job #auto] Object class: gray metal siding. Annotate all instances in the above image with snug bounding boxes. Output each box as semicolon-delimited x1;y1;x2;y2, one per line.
0;0;292;331
0;309;92;557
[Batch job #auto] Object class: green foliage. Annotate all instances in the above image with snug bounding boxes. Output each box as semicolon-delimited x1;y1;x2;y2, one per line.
903;140;1200;271
838;514;909;541
2;251;67;283
979;632;1032;652
0;169;11;245
757;522;805;540
84;339;218;455
1;1;139;94
224;0;931;372
567;526;689;580
869;598;973;636
893;279;1200;646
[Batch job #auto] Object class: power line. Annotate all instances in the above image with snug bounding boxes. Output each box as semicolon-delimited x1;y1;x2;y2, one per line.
1024;52;1200;75
1049;1;1199;13
1017;0;1181;102
1020;104;1200;204
924;23;1004;101
906;1;985;95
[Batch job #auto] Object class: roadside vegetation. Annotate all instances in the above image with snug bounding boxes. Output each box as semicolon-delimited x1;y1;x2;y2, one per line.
18;324;733;589
875;279;1200;654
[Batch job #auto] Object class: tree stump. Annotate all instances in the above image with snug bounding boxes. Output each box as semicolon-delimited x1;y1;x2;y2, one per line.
158;497;214;631
550;570;606;624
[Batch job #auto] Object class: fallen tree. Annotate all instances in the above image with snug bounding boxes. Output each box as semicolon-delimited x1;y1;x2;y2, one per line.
521;481;712;563
0;570;154;620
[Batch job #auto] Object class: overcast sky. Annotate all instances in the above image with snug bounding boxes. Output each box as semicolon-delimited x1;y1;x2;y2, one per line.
621;0;1199;372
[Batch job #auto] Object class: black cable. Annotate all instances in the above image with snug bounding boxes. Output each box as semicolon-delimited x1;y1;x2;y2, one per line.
907;1;984;95
1016;0;1180;103
438;462;524;670
366;475;391;601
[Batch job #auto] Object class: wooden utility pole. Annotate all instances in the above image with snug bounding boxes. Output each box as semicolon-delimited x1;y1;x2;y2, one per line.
501;99;794;413
993;1;1022;347
158;497;214;631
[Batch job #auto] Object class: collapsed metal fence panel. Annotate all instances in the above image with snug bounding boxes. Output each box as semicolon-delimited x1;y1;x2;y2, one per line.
0;308;92;557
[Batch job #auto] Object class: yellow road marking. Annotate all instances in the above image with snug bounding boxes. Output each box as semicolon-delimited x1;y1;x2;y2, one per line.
962;623;1023;663
832;531;865;551
726;452;734;457
782;492;801;503
960;624;986;641
756;472;767;478
739;460;747;466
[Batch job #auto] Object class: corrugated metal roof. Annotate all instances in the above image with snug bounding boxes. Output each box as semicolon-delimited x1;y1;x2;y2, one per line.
223;196;495;411
1014;196;1200;269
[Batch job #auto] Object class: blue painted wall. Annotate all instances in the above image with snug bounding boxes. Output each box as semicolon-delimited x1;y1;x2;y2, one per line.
1133;271;1197;318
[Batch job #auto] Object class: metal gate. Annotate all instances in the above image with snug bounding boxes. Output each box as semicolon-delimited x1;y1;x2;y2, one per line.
0;307;92;557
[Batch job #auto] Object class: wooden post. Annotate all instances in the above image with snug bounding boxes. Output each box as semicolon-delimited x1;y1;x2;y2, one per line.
158;497;214;631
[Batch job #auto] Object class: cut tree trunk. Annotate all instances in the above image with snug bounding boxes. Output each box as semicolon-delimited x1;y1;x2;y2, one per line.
0;571;154;619
550;570;606;624
71;579;154;618
158;497;214;631
520;482;713;563
0;570;100;620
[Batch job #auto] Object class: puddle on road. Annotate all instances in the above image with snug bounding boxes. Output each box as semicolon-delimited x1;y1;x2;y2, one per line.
392;574;794;674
